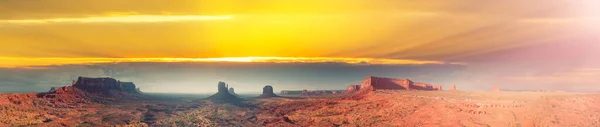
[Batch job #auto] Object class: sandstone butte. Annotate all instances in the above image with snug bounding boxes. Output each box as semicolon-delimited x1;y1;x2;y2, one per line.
206;82;243;103
257;85;280;98
281;76;444;96
350;76;443;99
1;76;143;122
228;87;239;97
38;77;142;100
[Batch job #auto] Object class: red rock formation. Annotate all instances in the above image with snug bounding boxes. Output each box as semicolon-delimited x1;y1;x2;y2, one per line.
257;85;280;98
51;86;76;94
37;86;84;101
5;93;37;105
360;76;412;90
413;82;442;91
345;85;361;94
413;82;429;89
433;85;443;91
358;76;442;91
348;76;442;99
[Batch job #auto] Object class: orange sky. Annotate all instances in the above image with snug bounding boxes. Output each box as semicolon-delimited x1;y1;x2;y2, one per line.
0;0;599;67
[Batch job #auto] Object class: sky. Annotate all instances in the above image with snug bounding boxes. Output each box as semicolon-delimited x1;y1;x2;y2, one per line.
0;0;599;93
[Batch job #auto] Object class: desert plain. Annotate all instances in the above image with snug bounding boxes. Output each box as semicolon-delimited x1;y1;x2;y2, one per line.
1;77;600;127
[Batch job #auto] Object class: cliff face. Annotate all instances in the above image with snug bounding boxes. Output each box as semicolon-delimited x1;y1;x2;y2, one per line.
413;82;443;91
360;77;412;90
349;76;442;100
72;77;141;94
73;77;118;93
345;85;361;93
359;76;442;91
119;82;138;94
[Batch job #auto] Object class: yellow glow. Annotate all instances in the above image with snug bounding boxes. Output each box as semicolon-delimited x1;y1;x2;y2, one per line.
0;57;461;68
0;15;233;24
1;1;595;62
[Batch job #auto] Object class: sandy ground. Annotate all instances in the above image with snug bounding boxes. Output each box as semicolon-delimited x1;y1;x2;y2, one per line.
1;90;599;127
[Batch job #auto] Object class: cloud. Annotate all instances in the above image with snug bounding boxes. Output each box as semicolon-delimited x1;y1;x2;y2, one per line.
2;0;596;60
0;57;459;68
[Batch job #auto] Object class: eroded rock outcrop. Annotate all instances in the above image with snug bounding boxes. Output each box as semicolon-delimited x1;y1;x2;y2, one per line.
413;82;442;91
349;76;442;99
358;76;442;91
207;82;243;102
434;86;443;91
33;77;143;106
36;86;85;104
345;85;361;94
41;77;141;96
68;77;141;94
257;85;279;98
119;82;138;94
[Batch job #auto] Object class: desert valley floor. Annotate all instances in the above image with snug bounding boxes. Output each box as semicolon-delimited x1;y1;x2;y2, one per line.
1;90;600;127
